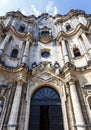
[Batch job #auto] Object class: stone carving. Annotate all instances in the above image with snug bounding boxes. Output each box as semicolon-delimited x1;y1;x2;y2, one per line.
54;61;60;68
38;72;54;82
32;62;37;68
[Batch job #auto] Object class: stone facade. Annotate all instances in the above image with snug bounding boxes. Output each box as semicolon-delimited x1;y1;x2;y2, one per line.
0;9;90;130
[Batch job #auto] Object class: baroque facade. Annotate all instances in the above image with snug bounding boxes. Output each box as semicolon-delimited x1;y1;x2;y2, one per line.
0;9;91;130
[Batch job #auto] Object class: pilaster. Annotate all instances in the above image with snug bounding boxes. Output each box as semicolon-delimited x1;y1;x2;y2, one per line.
61;39;70;64
22;40;31;65
65;72;86;130
7;79;24;130
0;34;11;56
81;33;91;55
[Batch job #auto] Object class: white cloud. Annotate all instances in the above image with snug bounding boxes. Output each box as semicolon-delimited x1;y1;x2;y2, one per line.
53;6;59;15
46;1;54;13
1;0;9;5
21;9;26;15
30;5;41;16
46;1;59;15
0;0;59;16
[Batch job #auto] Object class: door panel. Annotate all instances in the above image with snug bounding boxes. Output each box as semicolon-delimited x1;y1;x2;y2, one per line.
49;105;64;130
29;105;40;130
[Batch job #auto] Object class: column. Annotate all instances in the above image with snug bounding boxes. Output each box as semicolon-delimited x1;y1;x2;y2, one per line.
61;86;69;130
7;80;23;130
69;81;86;130
61;40;70;63
22;40;30;64
81;33;91;54
0;34;11;56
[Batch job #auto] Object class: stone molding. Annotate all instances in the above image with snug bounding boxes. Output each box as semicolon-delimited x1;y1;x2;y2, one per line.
6;26;34;41
3;10;85;23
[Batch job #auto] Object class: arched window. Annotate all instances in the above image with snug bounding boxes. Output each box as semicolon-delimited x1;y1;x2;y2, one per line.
73;48;81;57
66;23;71;31
10;49;18;58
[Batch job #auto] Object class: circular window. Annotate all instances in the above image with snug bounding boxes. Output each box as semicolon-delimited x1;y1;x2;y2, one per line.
41;51;50;58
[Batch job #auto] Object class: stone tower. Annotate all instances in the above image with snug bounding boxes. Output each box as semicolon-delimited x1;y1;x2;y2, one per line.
0;9;90;130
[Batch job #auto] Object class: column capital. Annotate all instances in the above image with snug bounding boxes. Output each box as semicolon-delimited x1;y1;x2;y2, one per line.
16;76;26;86
17;79;24;86
69;81;75;86
25;37;32;45
65;72;77;83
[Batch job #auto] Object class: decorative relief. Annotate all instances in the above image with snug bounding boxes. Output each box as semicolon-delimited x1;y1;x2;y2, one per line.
38;72;54;82
31;61;62;76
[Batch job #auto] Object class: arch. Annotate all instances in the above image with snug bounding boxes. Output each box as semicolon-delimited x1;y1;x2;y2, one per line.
29;86;64;130
30;83;63;99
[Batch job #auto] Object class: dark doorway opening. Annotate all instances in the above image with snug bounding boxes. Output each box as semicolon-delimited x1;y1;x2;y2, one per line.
28;87;64;130
40;105;50;130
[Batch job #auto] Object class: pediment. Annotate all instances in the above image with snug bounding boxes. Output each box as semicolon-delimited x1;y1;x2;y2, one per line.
29;70;64;88
29;61;64;86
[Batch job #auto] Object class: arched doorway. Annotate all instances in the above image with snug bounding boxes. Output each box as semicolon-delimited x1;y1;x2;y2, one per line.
28;87;64;130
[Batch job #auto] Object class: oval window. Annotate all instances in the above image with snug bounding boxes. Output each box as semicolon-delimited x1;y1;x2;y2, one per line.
41;51;50;58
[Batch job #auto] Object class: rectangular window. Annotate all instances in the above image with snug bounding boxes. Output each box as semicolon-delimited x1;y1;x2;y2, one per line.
41;31;49;37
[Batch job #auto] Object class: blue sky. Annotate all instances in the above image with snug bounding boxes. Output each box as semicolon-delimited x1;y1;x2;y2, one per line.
0;0;91;16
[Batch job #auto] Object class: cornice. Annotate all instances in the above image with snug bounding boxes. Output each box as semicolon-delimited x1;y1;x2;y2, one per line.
62;62;91;76
2;9;86;23
54;9;85;24
5;26;34;42
0;63;28;73
5;11;35;26
57;21;91;42
0;60;91;77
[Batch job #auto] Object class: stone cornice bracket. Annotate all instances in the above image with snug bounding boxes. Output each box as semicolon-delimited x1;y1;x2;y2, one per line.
65;72;77;83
